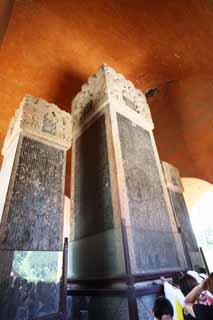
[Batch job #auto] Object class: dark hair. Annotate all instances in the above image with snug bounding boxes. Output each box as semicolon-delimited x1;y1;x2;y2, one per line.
172;272;184;287
179;274;198;296
153;297;174;319
205;273;213;294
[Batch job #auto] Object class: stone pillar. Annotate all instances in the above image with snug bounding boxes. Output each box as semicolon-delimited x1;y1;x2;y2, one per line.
69;66;189;319
70;65;187;277
0;95;72;251
162;161;205;270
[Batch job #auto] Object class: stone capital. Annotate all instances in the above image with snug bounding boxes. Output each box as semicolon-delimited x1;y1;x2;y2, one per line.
162;161;184;193
2;95;72;154
72;64;153;131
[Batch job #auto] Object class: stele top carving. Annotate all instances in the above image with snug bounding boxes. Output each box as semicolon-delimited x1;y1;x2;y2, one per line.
2;95;72;154
72;64;153;130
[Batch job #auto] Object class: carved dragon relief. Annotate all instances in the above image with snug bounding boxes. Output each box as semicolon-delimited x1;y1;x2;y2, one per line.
72;64;153;130
3;95;72;154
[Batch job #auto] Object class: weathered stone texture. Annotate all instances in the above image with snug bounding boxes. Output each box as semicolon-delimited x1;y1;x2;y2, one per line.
0;136;65;250
117;113;184;272
3;94;72;154
74;115;114;240
117;113;171;231
170;191;198;251
72;64;153;131
170;190;204;268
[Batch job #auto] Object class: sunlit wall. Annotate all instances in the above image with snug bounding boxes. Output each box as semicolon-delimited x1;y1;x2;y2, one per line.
182;178;213;272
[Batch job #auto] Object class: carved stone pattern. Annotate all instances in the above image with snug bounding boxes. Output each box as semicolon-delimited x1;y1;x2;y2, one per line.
72;67;108;130
3;95;72;152
0;137;65;251
105;65;152;122
72;65;153;130
74;115;114;240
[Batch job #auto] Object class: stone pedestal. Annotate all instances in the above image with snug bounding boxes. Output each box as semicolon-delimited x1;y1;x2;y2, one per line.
69;65;189;319
162;161;204;270
0;95;72;251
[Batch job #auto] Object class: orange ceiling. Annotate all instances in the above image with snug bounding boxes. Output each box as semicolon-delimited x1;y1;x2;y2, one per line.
0;0;213;191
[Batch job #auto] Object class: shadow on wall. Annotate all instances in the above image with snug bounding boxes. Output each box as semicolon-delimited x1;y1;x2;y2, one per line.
50;67;85;196
0;0;15;46
51;68;85;113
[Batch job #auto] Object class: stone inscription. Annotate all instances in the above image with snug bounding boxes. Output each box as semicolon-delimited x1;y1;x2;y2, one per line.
117;113;172;231
0;137;65;250
74;115;114;240
117;114;181;272
170;191;198;252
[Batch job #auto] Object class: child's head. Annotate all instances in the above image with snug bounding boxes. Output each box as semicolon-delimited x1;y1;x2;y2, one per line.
153;297;173;320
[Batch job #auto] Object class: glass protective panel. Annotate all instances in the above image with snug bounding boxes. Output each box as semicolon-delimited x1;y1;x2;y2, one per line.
0;250;62;320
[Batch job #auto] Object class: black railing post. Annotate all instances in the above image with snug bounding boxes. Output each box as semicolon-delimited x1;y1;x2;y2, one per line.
127;286;139;320
60;237;68;319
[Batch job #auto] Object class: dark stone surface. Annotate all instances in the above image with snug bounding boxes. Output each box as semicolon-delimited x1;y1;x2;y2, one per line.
170;191;198;251
117;113;183;272
0;251;14;284
70;296;129;320
169;190;204;269
117;113;172;231
126;228;186;273
69;227;125;279
74;115;114;240
0;136;65;250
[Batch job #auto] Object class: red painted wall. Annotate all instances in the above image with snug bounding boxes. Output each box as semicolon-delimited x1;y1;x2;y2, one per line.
0;0;213;194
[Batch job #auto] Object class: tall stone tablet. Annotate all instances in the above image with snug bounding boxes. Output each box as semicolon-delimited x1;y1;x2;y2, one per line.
70;65;187;277
162;161;204;270
0;95;72;250
70;65;189;319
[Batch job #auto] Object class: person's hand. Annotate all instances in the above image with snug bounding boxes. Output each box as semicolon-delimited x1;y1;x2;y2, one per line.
160;276;166;284
201;278;208;290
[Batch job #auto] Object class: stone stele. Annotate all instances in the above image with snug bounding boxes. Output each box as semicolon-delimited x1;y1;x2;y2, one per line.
0;94;72;251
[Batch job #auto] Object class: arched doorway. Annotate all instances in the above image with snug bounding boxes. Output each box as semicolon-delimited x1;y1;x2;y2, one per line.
182;178;213;272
